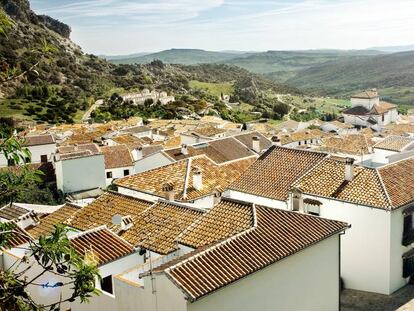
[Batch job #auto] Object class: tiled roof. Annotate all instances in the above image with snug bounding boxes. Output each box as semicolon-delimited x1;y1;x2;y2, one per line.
233;131;272;152
154;204;348;301
378;157;414;208
351;90;379;99
374;136;414;152
190;127;227;138
6;225;32;248
100;145;133;169
65;192;152;231
228;146;328;201
111;134;143;150
279;129;326;145
294;158;392;209
28;204;80;239
320;134;373;155
342;106;370;116
122;125;151;134
119;201;204;254
65;192;204;254
178;198;254;248
115;155;256;201
373;101;397;114
384;124;414;136
24;134;55;146
163;136;181;149
58;143;101;160
165;137;255;164
70;227;134;266
0;204;31;220
141;145;164;157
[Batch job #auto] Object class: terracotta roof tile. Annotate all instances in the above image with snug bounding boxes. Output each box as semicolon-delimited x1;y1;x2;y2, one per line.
190;127;227;138
378;157;414;208
351;90;379;99
100;145;133;169
320;134;373;155
111;134;143;150
115;155;256;201
165;137;255;164
374;136;414;152
28;204;80;239
70;227;134;266
24;134;55;146
233;131;272;151
154;204;348;301
228;146;328;201
178;198;254;248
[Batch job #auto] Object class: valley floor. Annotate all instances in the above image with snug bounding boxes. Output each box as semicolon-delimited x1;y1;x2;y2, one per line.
341;286;414;311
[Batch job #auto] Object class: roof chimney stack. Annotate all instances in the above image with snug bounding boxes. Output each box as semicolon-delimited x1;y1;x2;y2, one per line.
133;147;143;160
181;144;188;155
271;136;281;146
213;188;222;206
192;167;203;191
344;158;355;181
162;183;175;201
252;136;261;153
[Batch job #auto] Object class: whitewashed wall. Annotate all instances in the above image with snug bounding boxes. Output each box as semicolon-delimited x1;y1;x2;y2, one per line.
188;235;340;311
105;166;133;187
225;190;288;210
134;153;174;173
27;144;57;163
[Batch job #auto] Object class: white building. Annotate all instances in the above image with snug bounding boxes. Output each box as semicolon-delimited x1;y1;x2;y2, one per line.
54;143;106;194
100;145;134;186
372;135;414;165
292;156;414;294
343;90;399;128
0;134;56;167
121;125;153;139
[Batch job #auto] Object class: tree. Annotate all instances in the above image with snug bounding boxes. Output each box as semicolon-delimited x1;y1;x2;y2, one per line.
0;129;100;310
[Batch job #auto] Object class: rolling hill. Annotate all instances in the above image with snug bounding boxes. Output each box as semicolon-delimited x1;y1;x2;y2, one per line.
286;51;414;104
109;49;244;65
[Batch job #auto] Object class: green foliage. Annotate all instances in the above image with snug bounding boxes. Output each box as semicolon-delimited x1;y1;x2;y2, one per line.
0;224;100;310
0;9;14;38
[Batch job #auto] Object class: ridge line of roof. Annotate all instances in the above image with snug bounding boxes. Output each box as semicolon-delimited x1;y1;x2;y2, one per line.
374;168;393;208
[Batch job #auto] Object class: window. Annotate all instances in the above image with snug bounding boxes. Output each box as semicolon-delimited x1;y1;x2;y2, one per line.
403;213;414;246
382;114;385;122
40;155;48;163
106;171;113;179
123;169;130;176
100;275;113;294
298;141;302;146
7;158;15;167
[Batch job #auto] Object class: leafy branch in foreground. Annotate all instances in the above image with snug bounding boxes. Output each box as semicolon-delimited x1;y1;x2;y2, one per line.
0;224;101;311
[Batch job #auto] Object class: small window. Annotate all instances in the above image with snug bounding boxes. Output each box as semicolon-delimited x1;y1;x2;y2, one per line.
298;141;302;146
40;155;48;163
106;171;113;179
101;275;113;294
382;114;385;122
123;169;130;176
7;158;15;166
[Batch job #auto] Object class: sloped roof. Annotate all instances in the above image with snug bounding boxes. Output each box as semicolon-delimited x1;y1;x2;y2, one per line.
343;102;396;116
65;192;204;254
111;134;143;150
374;136;414;152
295;156;414;210
0;204;31;221
24;134;55;146
28;204;80;239
351;90;379;99
320;134;373;155
228;146;328;201
115;155;256;201
165;137;255;164
122;125;151;134
190;127;227;138
342;106;370;116
70;227;134;266
373;101;397;114
178;198;254;248
153;204;347;301
58;143;101;160
100;145;133;169
233;131;272;152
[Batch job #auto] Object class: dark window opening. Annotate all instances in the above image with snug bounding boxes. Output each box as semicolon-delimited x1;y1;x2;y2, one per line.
7;158;15;167
403;213;414;246
382;114;385;122
308;211;320;217
106;171;113;179
101;275;113;294
123;169;130;176
40;155;48;163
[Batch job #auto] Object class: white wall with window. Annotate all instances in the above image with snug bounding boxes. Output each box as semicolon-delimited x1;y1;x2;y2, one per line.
105;166;133;187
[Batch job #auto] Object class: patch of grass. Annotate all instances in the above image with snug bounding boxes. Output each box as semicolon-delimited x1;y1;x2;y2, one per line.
380;87;414;105
189;80;234;98
0;99;45;120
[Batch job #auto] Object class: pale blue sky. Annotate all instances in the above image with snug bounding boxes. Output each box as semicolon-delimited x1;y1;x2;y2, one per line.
31;0;414;55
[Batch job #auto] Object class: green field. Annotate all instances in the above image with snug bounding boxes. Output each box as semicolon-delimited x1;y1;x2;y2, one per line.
189;80;234;98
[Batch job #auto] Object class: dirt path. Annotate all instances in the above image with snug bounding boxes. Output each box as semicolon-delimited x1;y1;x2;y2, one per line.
81;99;103;122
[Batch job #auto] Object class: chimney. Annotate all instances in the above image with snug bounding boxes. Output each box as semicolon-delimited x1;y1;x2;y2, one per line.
213;188;222;205
292;188;303;212
344;158;355;181
271;136;281;146
133;147;143;160
162;183;175;201
192;167;203;191
252;136;261;153
181;144;188;155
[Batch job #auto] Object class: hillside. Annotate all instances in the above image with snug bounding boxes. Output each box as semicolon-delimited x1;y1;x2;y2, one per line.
0;0;297;125
110;49;243;65
287;51;414;104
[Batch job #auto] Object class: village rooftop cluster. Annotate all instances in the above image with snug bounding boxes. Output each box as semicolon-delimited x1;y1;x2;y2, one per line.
2;90;414;310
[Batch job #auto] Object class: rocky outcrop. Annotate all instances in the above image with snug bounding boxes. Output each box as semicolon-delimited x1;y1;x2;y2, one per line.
0;0;71;38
